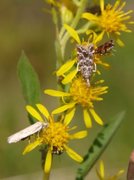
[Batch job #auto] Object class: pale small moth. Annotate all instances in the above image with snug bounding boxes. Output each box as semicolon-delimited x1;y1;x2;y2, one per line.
7;122;48;144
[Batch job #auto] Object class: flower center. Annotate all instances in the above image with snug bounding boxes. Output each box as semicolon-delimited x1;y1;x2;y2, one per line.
41;120;70;152
70;77;93;107
99;5;127;33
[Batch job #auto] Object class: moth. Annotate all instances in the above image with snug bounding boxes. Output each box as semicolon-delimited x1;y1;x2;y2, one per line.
7;122;48;144
77;44;96;87
95;40;114;55
77;40;114;86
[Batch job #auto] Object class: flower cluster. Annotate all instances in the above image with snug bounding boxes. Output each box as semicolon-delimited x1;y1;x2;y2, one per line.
82;0;134;46
45;78;108;128
23;104;87;173
8;0;133;178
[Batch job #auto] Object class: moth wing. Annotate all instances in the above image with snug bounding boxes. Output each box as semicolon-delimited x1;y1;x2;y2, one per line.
7;122;47;144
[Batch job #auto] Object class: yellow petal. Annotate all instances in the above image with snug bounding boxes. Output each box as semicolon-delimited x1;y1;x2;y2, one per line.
64;107;76;126
100;0;104;12
44;149;52;174
89;109;103;125
44;89;70;97
23;139;41;155
99;62;110;69
26;105;44;122
86;29;97;40
56;59;76;76
64;24;81;44
116;38;125;47
62;69;77;84
117;169;124;176
70;131;87;139
64;145;83;163
94;31;104;44
114;0;124;11
129;21;134;24
83;108;92;128
52;102;76;114
95;79;104;84
82;12;98;21
124;29;132;33
99;160;105;178
36;104;50;119
110;170;124;179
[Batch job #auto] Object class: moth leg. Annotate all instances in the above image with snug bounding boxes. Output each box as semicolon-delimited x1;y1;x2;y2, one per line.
93;63;97;72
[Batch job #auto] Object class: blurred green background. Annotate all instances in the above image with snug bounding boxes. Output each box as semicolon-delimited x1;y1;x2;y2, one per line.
0;0;134;179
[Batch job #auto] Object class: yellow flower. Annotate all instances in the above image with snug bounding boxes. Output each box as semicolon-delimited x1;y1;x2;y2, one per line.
56;25;110;85
23;104;87;174
96;161;124;180
45;77;108;128
82;0;134;46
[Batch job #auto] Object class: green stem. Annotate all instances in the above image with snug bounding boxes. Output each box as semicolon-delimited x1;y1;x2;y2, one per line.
51;7;64;68
51;6;66;94
59;26;65;40
61;0;88;56
55;37;64;69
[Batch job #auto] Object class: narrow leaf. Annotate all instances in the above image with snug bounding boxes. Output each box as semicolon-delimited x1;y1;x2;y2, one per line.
76;111;126;180
17;51;41;123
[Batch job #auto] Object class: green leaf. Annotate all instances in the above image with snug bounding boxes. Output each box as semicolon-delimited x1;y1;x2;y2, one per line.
17;51;41;123
76;111;126;180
